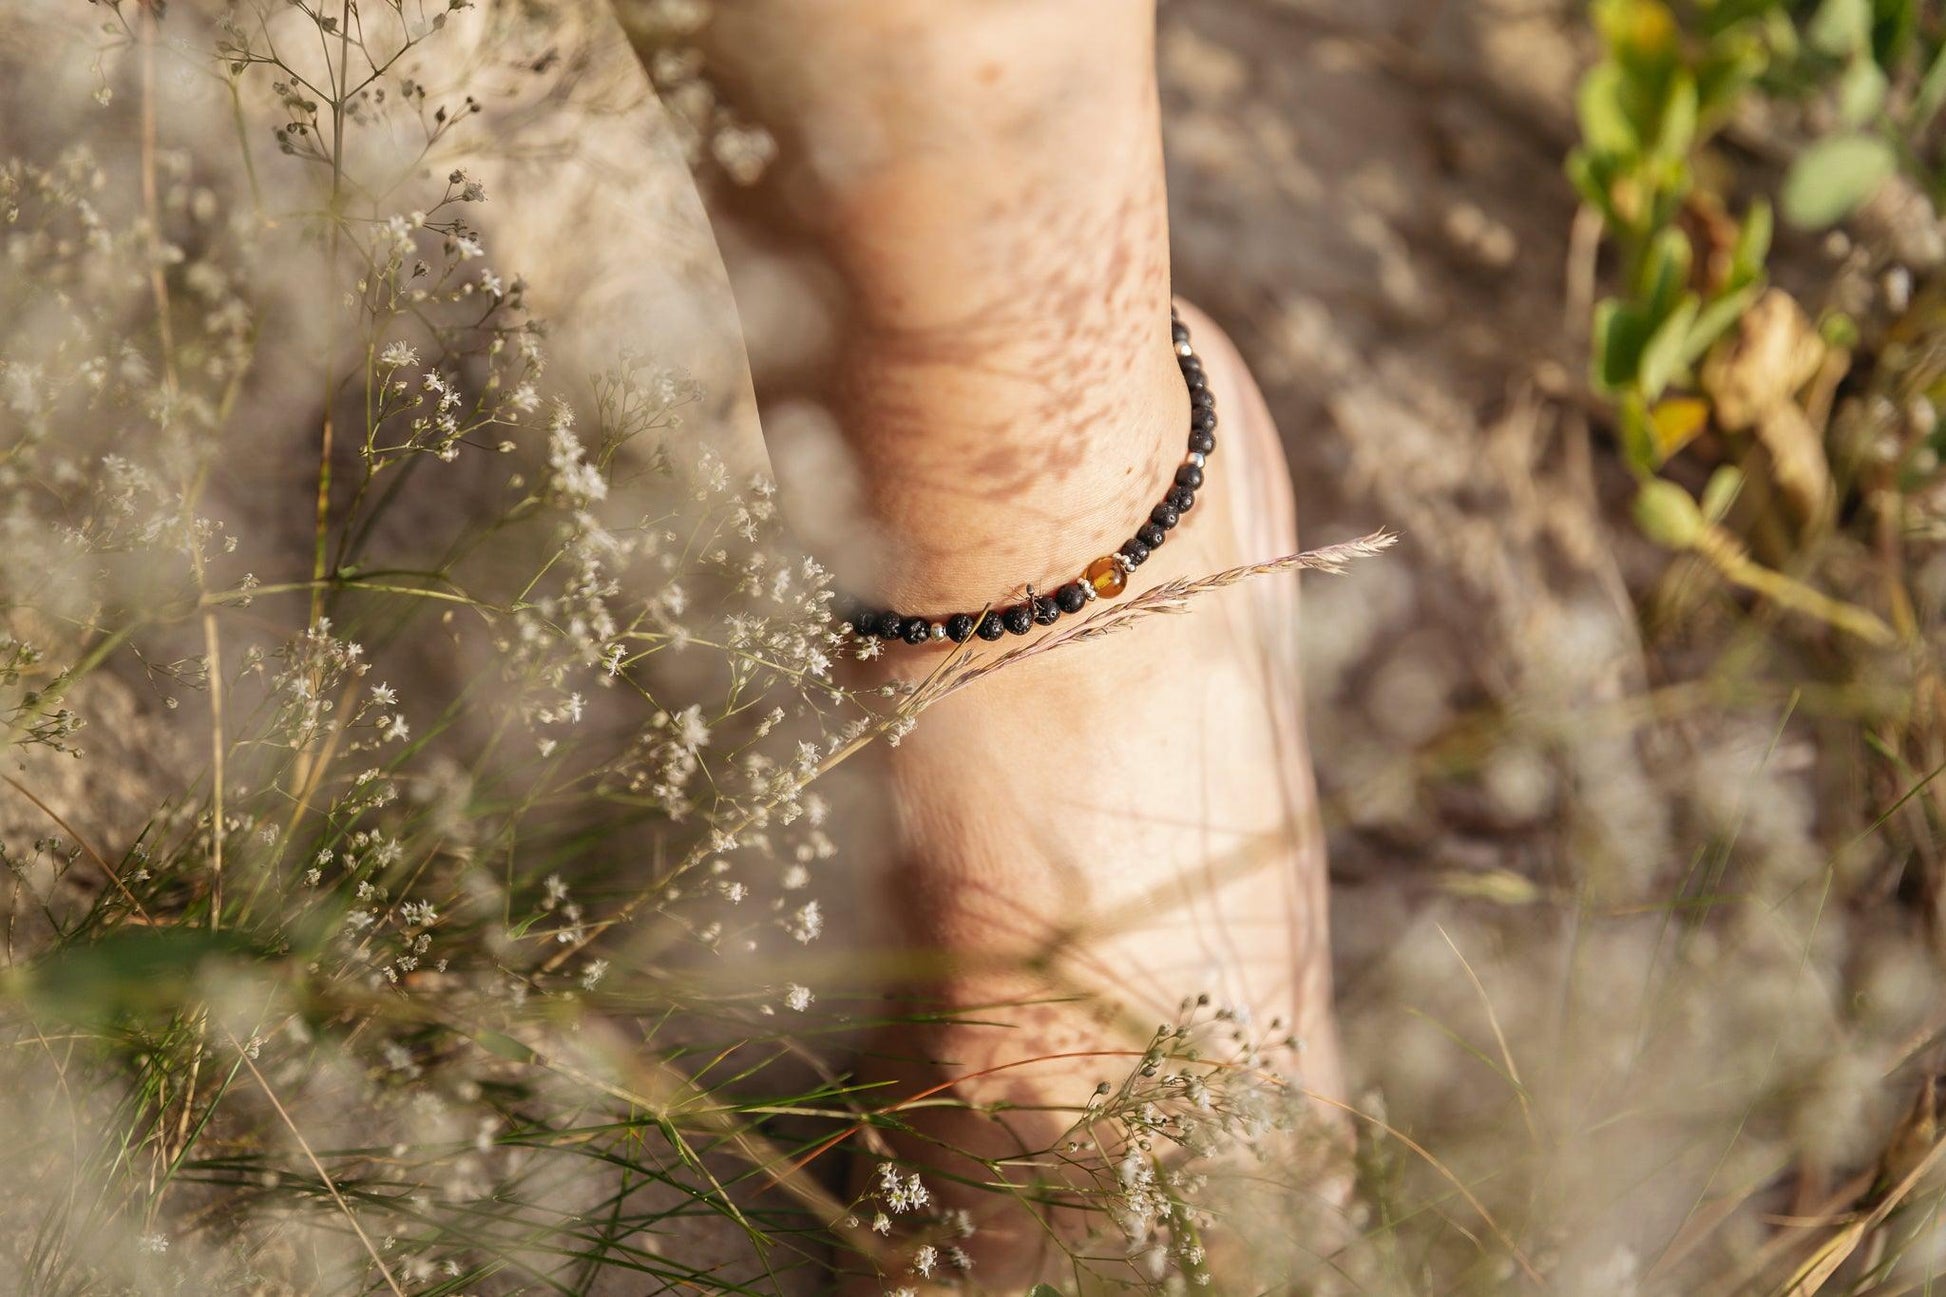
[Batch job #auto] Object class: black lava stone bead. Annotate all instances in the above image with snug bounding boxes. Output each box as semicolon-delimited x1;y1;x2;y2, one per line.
1183;370;1208;393
1168;485;1196;512
975;611;1007;641
1176;464;1204;490
1192;387;1216;409
900;617;932;645
1151;503;1179;530
1001;604;1034;635
874;610;904;639
1191;406;1217;431
1119;538;1150;567
1054;582;1088;614
1032;596;1061;626
1188;430;1216;455
1137;521;1167;549
944;612;977;643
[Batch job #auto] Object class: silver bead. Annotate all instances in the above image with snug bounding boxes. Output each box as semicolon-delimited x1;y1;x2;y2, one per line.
1187;451;1206;468
1175;341;1194;357
1080;580;1099;602
928;622;946;642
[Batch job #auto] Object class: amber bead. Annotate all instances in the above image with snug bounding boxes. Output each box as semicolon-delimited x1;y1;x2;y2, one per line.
1085;556;1128;598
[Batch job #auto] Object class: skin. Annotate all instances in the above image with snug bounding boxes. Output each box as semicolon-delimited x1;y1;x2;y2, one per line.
693;2;1346;1280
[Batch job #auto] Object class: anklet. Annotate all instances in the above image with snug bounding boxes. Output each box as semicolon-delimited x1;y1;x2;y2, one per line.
843;309;1217;648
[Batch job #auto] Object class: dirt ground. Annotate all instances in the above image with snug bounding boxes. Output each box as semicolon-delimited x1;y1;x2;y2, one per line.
1162;0;1625;996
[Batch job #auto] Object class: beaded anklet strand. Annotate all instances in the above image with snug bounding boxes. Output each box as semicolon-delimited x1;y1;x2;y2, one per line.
844;308;1216;648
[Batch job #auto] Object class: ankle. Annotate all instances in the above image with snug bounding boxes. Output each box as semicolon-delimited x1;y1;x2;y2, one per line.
840;334;1189;613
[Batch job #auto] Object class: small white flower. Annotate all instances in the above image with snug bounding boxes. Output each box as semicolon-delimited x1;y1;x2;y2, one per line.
379;340;419;368
912;1245;937;1278
674;704;711;751
786;900;823;944
784;983;813;1012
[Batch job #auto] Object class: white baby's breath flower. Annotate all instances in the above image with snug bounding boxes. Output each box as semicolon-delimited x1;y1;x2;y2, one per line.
379;340;418;368
784;983;813;1012
786;899;823;944
674;704;711;751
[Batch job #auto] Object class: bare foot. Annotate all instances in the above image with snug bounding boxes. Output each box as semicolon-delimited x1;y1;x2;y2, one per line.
672;2;1346;1282
849;302;1344;1282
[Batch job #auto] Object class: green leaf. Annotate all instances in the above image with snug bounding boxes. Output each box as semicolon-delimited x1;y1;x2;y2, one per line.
11;929;258;1026
1619;392;1657;471
1820;309;1860;348
1634;478;1706;547
1684;283;1764;367
1837;57;1888;127
1701;464;1746;523
1915;40;1946;132
1577;63;1641;156
1808;0;1871;57
1638;226;1694;319
1595;299;1655;391
1653;70;1699;161
470;1029;538;1064
1567;150;1624;231
1728;200;1773;289
1780;133;1897;228
1696;26;1770;119
1640;293;1702;400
